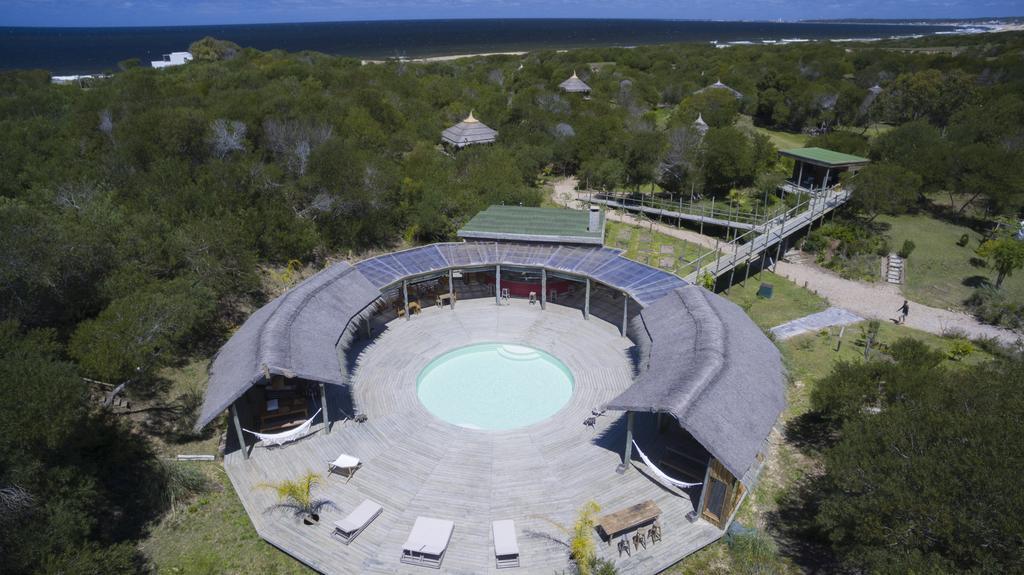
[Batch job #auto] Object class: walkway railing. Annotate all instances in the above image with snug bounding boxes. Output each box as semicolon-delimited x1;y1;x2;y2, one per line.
682;188;851;285
582;185;840;233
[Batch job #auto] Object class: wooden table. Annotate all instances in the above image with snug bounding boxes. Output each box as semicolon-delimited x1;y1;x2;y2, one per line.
437;293;455;307
595;500;662;543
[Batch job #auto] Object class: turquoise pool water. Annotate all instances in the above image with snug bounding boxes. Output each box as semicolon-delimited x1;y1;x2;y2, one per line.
417;343;575;430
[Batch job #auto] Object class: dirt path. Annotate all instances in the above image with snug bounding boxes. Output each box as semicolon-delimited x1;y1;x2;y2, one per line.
549;177;1022;346
551;177;720;249
774;259;1020;345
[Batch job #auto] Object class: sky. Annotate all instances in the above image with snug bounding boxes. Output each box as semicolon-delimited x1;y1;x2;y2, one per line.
1;0;1021;27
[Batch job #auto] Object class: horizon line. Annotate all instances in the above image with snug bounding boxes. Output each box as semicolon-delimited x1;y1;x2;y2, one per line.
1;16;1015;30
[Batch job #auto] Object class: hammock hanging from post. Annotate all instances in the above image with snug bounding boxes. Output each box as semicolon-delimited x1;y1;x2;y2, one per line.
632;439;703;489
243;408;322;447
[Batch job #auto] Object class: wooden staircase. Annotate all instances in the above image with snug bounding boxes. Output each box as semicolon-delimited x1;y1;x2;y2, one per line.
884;253;904;284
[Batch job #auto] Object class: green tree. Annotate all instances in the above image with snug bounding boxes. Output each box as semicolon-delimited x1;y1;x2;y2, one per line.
976;236;1024;289
870;120;950;193
702;127;756;193
68;280;214;392
677;88;741;128
846;162;921;222
0;321;168;574
808;343;1024;573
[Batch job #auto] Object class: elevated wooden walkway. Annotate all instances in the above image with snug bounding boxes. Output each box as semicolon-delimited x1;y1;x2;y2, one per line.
683;189;850;284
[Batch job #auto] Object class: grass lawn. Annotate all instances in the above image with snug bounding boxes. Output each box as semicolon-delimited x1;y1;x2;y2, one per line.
735;115;808;150
142;463;314;574
877;213;1024;311
723;271;829;330
837;122;894;140
605;220;719;277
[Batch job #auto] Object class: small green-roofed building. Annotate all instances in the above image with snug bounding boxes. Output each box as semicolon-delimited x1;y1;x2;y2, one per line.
458;205;605;246
779;147;870;190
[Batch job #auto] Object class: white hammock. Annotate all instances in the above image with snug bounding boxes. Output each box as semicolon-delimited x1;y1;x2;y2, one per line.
632;440;703;489
244;408;322;447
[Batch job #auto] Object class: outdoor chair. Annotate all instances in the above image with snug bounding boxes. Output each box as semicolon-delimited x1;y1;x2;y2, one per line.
492;519;520;568
617;535;631;557
648;520;662;543
331;500;382;544
401;517;454;569
632;529;646;550
327;453;361;482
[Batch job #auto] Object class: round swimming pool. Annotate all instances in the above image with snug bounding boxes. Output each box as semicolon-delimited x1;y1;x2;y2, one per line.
416;343;575;430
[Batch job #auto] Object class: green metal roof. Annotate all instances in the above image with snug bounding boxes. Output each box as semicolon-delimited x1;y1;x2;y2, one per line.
458;205;604;245
779;147;870;168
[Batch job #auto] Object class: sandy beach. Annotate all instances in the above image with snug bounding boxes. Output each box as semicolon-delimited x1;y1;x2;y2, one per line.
362;50;527;65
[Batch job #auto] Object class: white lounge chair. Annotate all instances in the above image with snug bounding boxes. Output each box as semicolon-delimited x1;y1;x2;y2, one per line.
327;454;361;482
332;500;382;544
492;519;520;568
400;517;454;569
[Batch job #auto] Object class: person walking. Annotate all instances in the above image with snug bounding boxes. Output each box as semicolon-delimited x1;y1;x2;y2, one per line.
897;300;910;324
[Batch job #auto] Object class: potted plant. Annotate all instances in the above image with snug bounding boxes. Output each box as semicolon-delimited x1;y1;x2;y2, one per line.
259;471;334;526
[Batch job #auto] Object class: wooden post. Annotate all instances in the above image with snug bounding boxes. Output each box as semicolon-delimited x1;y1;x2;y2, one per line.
621;293;628;337
448;268;455;309
584;278;591;319
495;264;501;305
364;316;371;338
774;208;788;272
231;403;248;460
320;383;330;435
796;161;804;190
402;280;410;321
541;268;547;310
695;459;714;517
743;243;752;285
617;411;635;473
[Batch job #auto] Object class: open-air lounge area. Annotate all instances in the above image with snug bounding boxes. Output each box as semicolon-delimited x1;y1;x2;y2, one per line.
220;298;731;573
196;213;785;573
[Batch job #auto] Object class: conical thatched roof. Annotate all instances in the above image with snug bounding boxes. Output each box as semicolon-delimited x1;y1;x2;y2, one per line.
559;70;592;94
695;79;743;99
441;111;498;148
693;113;709;135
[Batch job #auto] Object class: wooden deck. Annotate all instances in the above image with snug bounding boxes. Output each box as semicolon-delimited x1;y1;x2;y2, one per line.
224;299;723;574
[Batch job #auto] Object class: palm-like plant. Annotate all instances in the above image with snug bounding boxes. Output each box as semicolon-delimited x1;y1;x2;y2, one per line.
258;471;335;524
535;500;605;575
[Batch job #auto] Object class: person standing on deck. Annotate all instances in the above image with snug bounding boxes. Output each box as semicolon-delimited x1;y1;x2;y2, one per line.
897;300;910;324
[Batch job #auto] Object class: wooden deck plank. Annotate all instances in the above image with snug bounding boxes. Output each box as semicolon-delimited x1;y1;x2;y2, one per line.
224;299;724;573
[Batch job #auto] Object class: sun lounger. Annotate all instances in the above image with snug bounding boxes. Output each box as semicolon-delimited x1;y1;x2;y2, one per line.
327;453;361;481
332;500;382;544
401;517;454;569
492;519;520;568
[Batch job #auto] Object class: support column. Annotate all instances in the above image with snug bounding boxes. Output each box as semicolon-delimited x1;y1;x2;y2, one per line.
584;278;591;320
621;293;629;337
403;280;410;321
448;268;455;309
774;208;788;272
617;411;635;474
796;161;804;189
231;403;248;460
320;382;330;435
540;268;547;310
495;264;501;305
364;316;371;338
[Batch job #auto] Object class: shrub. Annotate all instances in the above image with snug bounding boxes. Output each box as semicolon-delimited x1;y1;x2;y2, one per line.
965;287;1024;331
957;233;970;247
726;531;788;575
946;339;975;361
897;239;916;259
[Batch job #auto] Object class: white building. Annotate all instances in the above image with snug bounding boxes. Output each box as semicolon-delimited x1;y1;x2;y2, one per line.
151;52;193;69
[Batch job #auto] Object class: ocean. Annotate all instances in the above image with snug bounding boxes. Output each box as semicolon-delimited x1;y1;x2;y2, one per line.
0;19;963;75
